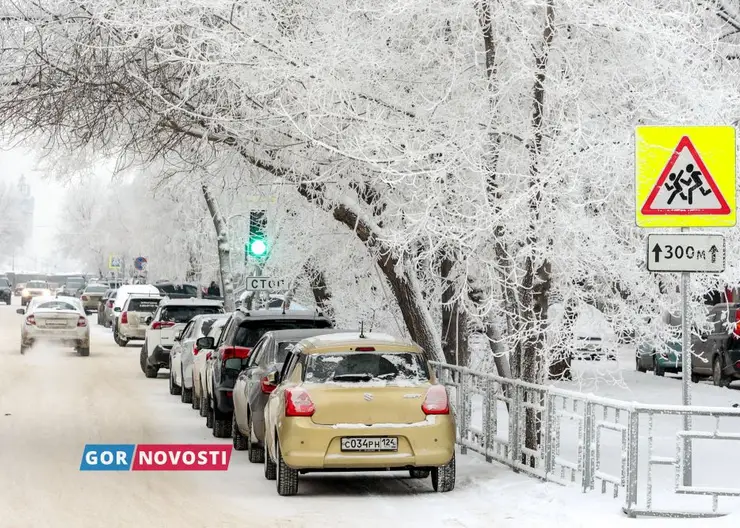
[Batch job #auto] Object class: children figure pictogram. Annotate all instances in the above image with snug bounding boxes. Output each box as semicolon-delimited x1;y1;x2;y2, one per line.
664;163;712;205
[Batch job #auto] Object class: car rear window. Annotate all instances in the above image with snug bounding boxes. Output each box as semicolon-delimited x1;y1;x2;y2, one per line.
157;284;199;296
304;352;430;384
200;317;225;338
160;305;223;323
128;298;162;312
27;281;48;288
37;301;79;311
233;320;333;348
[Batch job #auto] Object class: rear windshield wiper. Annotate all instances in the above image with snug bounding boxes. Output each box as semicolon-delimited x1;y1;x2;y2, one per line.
331;373;374;382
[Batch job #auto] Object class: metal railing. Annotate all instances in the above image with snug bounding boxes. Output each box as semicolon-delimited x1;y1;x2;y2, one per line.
430;361;740;518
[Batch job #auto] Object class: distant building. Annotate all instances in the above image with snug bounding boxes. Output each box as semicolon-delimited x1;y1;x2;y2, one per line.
16;175;34;241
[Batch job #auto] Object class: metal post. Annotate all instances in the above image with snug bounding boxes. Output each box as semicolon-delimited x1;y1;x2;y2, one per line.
681;225;692;486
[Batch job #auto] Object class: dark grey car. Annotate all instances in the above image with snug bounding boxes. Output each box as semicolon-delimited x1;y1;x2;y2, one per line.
231;328;352;463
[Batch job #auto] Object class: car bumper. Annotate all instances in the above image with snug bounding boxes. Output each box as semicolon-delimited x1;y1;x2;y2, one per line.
120;326;147;339
148;345;171;368
23;327;89;346
276;415;456;470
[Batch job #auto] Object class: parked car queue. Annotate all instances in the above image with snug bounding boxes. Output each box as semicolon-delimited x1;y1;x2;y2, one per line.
94;287;458;497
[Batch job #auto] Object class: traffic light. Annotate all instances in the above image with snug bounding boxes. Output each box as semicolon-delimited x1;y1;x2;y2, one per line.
246;210;268;260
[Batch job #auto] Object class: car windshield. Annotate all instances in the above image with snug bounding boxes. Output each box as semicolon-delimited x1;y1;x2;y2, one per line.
36;301;79;311
67;279;85;287
304;352;430;385
160;305;223;323
0;278;9;287
84;285;108;293
234;320;333;348
128;298;161;312
27;281;48;288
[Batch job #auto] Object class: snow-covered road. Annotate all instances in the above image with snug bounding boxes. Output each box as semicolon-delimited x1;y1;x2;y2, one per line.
0;299;721;528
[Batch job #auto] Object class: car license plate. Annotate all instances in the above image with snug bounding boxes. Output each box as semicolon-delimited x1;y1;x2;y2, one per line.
340;437;398;452
45;320;67;327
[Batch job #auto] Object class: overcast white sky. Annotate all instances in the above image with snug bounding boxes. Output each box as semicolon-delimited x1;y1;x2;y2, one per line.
0;147;79;273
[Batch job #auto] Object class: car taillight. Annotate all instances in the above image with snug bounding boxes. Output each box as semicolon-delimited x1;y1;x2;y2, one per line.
422;385;449;415
261;376;277;394
226;391;233;398
285;387;315;417
25;315;36;326
355;346;376;351
206;351;212;360
121;312;128;324
81;295;89;301
152;321;175;330
192;344;199;356
734;311;740;339
735;361;740;370
77;316;87;327
222;346;251;361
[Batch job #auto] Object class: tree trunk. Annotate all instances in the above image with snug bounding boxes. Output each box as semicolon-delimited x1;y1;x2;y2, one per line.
303;259;333;319
441;255;469;366
375;255;443;362
201;184;235;312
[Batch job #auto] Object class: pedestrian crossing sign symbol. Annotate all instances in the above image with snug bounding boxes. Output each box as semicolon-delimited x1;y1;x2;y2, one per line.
636;126;735;227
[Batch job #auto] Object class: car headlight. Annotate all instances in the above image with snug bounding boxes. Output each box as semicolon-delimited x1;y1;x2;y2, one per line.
22;289;29;296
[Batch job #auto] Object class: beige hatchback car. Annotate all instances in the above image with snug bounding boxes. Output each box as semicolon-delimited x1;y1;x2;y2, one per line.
262;332;456;496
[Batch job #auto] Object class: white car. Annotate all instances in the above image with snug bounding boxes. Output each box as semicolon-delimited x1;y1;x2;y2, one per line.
114;294;163;347
17;296;90;356
110;284;160;331
140;298;225;378
169;313;230;404
549;302;618;360
194;317;229;413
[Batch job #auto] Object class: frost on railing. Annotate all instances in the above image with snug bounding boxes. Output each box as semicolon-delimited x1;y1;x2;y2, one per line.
430;361;740;519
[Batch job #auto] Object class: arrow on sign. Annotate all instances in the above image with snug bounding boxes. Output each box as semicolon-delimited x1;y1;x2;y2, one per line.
710;245;718;263
652;243;662;263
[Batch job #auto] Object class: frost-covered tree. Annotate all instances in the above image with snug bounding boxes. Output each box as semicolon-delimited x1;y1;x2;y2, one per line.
0;179;25;255
2;0;740;390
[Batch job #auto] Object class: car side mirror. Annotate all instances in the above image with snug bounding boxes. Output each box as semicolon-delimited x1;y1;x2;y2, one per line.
196;336;215;350
16;308;24;315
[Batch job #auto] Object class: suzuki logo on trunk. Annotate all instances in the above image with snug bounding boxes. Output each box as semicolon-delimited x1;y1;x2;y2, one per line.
363;393;373;402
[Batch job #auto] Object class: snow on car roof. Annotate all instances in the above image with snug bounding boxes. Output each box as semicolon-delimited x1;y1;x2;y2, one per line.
267;328;355;342
298;332;418;352
160;297;224;306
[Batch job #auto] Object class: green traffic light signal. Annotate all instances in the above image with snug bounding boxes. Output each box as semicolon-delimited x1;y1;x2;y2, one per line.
250;238;267;256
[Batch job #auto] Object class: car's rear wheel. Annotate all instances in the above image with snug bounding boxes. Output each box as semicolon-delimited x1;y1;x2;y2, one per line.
264;442;277;481
213;409;232;438
247;412;264;463
431;452;456;493
169;370;181;395
636;357;646;373
691;372;700;383
199;390;209;418
181;377;193;404
713;357;729;387
205;395;214;428
233;413;248;451
77;347;90;357
276;441;299;496
653;356;665;377
144;364;158;379
409;469;430;478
